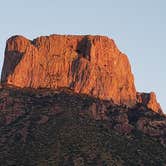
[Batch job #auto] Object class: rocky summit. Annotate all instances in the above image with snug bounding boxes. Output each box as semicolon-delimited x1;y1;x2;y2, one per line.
1;35;136;106
0;34;165;165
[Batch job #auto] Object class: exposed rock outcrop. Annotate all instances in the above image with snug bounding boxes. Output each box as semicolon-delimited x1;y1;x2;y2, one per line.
88;102;108;120
136;115;166;146
137;92;163;114
137;117;166;137
1;35;136;106
112;113;133;134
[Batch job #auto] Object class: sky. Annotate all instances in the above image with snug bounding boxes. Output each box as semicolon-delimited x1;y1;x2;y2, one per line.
0;0;165;112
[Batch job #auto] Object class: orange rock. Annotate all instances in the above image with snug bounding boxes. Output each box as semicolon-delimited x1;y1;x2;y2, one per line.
147;92;163;113
1;35;137;105
136;92;163;113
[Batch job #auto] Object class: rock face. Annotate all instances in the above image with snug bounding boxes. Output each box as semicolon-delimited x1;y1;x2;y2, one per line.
1;35;136;105
137;117;166;137
136;92;163;114
112;113;133;134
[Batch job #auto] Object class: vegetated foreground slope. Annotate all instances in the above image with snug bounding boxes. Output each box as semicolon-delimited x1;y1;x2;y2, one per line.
0;86;166;166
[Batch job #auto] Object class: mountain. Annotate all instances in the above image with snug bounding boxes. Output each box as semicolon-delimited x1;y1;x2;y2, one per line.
0;34;165;165
1;35;136;105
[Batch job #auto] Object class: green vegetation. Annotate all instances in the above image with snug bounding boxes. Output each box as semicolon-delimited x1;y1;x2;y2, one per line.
0;87;166;165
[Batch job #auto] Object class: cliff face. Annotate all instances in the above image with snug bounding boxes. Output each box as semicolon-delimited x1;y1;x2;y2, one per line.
1;35;136;105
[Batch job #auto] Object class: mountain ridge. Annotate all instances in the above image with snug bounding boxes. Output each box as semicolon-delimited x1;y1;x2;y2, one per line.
1;34;136;106
0;85;166;165
0;34;165;165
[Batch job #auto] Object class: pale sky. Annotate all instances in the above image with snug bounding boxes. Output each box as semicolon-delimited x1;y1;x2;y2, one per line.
0;0;165;112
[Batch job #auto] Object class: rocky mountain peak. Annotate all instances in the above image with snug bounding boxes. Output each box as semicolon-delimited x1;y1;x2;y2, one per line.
0;34;165;165
1;34;136;106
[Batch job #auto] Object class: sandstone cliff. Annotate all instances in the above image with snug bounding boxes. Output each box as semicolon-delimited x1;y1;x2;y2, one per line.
136;92;163;113
1;35;136;105
0;35;165;165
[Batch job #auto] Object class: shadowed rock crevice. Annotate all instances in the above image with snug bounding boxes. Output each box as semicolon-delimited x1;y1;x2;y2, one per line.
1;51;23;83
76;36;91;60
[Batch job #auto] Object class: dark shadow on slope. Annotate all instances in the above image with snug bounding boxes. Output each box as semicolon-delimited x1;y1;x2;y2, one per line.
1;51;23;83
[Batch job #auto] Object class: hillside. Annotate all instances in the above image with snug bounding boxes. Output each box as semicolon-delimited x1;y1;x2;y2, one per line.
0;86;166;165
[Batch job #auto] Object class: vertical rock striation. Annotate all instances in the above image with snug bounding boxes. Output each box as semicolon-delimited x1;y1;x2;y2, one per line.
1;34;160;109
